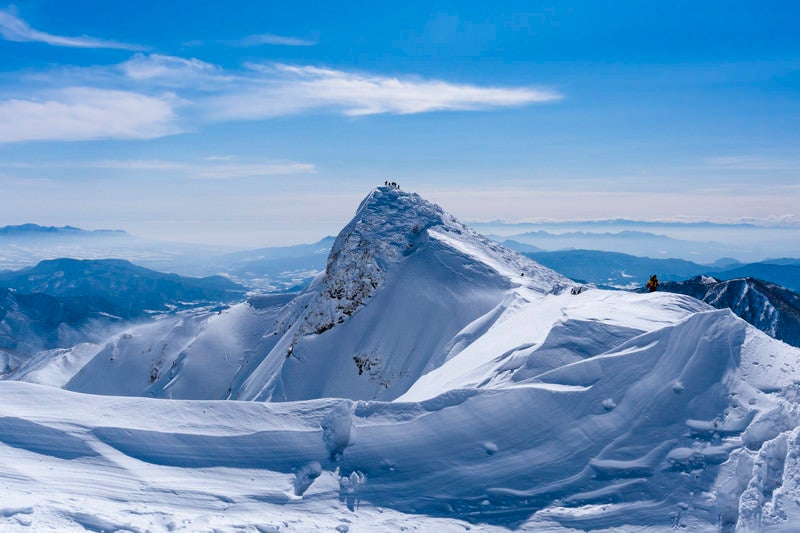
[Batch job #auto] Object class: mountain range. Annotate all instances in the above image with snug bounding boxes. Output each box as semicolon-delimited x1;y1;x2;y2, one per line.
651;275;800;348
472;219;800;263
0;258;245;317
0;258;246;377
518;248;800;292
190;236;336;291
3;187;800;531
0;287;115;373
0;224;127;237
6;223;800;297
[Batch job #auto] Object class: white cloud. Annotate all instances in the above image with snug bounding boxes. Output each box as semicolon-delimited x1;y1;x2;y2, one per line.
88;159;187;170
0;53;563;143
227;33;317;47
209;63;563;119
88;159;316;179
0;88;179;142
0;8;145;50
121;54;220;83
703;156;800;171
191;162;316;179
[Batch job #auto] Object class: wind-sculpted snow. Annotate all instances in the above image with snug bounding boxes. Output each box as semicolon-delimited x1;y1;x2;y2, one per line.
0;417;98;460
400;290;710;400
2;309;800;531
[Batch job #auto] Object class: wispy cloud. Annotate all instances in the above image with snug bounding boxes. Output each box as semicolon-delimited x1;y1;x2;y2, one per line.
117;54;562;119
225;33;317;47
121;54;221;83
0;88;178;142
0;8;145;50
0;53;563;143
0;157;316;179
191;162;316;179
703;156;800;171
209;62;563;119
87;158;316;179
185;33;317;48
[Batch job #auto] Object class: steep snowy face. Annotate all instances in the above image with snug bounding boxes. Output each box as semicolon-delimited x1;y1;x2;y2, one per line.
237;187;571;401
297;187;448;335
279;186;568;338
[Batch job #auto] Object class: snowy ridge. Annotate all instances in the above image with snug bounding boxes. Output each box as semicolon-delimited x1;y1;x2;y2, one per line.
3;309;800;530
236;186;571;402
400;290;710;400
278;186;568;339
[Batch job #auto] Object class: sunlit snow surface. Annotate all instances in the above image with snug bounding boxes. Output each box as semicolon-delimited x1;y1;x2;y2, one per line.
3;187;800;532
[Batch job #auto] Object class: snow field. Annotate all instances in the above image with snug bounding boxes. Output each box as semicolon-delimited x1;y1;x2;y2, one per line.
4;187;800;530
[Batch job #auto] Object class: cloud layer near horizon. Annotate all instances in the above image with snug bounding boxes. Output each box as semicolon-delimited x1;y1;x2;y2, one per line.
0;88;178;142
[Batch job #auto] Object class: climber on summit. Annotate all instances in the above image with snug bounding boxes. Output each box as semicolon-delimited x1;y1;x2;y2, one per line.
646;274;659;293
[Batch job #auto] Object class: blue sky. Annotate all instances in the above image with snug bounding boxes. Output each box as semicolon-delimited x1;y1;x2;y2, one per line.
0;1;798;246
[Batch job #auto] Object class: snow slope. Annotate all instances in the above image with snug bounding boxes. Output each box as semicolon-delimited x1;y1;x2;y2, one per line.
4;186;800;531
2;309;800;531
236;186;570;401
43;186;571;402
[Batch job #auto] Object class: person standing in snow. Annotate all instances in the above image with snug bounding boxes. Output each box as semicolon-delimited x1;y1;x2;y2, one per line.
646;274;659;292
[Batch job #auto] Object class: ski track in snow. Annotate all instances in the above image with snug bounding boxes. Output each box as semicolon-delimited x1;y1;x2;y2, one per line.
3;187;800;531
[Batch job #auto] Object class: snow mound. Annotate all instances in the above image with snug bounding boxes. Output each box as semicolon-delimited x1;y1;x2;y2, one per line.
2;309;800;530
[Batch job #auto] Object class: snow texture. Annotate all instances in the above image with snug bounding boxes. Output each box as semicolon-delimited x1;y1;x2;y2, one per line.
2;186;800;531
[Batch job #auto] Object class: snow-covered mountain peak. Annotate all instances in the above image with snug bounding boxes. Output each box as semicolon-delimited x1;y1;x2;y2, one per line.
323;186;451;310
283;186;569;338
231;187;572;401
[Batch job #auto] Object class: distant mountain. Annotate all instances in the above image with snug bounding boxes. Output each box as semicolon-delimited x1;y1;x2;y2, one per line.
0;224;127;237
0;258;246;319
519;249;800;293
498;239;543;253
0;287;121;371
707;257;743;269
0;224;331;291
471;219;765;232
500;229;738;263
196;237;335;292
0;258;248;374
0;223;235;273
712;263;800;293
474;218;800;263
523;249;708;288
651;276;800;348
760;258;800;266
